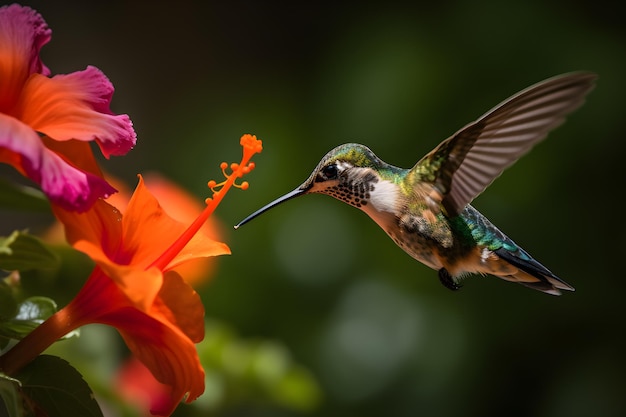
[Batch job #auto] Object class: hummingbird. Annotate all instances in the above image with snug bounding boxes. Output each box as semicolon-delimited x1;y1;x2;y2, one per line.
235;72;596;295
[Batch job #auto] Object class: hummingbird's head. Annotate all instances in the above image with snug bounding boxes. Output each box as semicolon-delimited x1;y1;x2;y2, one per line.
300;143;383;198
234;143;385;228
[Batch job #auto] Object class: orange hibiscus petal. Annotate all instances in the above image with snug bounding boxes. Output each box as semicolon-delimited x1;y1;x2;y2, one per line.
107;308;205;416
54;201;162;310
124;175;230;271
16;68;136;157
69;270;205;416
142;173;226;285
52;198;122;261
123;175;191;268
109;266;164;312
142;172;224;241
153;271;205;343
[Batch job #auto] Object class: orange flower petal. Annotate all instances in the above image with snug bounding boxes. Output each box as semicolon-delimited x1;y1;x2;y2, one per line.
109;266;164;312
71;270;205;416
15;68;136;157
53;176;229;311
142;172;223;241
142;173;226;284
124;175;230;271
108;308;205;416
153;271;205;343
52;198;122;261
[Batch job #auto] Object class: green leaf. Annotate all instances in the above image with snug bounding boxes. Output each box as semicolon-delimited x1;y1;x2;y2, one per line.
0;374;23;417
0;178;49;212
0;279;18;321
15;297;57;322
0;297;62;341
0;231;59;271
15;355;103;417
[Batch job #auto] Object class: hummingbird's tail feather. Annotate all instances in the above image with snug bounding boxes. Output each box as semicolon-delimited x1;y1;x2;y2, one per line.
493;247;574;295
516;280;564;296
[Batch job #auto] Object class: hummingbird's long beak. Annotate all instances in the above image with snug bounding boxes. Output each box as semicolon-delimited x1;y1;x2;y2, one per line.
234;186;308;229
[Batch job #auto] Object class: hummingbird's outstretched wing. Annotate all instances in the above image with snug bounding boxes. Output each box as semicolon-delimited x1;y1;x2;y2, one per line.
416;72;596;216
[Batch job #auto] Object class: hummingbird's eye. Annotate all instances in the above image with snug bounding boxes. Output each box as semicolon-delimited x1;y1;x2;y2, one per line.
322;164;338;179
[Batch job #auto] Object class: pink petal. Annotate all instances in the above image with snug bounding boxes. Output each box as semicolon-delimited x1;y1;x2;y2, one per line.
40;147;118;211
17;67;136;158
0;113;116;211
0;4;51;112
116;358;173;415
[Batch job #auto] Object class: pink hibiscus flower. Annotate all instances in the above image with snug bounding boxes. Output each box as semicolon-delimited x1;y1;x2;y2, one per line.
0;4;136;211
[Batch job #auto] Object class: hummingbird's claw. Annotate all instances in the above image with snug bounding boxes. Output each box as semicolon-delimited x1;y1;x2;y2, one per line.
438;268;462;291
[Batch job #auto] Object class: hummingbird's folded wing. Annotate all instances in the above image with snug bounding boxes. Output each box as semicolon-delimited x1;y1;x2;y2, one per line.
417;72;597;217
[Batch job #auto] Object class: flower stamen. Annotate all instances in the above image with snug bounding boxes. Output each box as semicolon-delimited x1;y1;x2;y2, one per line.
149;135;262;271
208;160;255;195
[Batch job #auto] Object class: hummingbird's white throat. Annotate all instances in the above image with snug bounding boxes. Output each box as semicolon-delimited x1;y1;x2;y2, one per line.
365;178;399;215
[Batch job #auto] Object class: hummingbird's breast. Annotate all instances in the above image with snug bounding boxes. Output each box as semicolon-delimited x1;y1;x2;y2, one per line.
358;179;455;270
388;210;457;270
323;168;475;271
359;178;479;271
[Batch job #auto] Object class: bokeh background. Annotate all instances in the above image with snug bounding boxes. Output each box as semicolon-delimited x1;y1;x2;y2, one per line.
8;1;626;416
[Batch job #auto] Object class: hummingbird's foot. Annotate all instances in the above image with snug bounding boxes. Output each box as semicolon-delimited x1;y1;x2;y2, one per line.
438;268;462;291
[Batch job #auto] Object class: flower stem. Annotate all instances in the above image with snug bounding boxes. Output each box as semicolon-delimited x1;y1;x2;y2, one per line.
0;270;110;376
0;307;76;375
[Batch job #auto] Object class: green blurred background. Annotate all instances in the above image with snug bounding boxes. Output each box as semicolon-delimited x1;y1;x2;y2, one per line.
11;0;626;416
